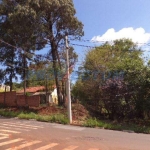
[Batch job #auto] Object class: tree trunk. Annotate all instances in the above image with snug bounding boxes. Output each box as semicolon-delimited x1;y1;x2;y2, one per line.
51;41;63;106
23;55;26;96
10;54;14;92
62;80;66;106
9;71;13;92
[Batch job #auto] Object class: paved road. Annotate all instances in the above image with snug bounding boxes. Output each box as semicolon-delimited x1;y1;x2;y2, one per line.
0;117;149;150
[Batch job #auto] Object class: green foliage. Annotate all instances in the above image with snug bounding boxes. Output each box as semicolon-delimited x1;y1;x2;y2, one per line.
27;62;55;88
12;82;23;91
18;112;37;120
73;39;150;120
0;108;68;124
18;113;69;124
36;115;52;122
0;0;46;91
25;92;31;96
83;118;150;134
0;0;83;105
83;118;99;127
50;114;69;124
0;109;19;117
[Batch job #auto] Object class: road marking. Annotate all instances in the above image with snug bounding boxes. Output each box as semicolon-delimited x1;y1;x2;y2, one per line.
35;143;58;150
0;126;29;131
0;138;23;147
62;145;78;150
0;133;9;136
6;140;41;150
88;149;100;150
0;123;37;129
3;122;43;128
0;130;20;134
0;136;9;140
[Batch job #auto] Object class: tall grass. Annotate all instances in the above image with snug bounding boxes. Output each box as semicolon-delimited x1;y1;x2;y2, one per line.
83;118;150;134
0;109;69;124
0;109;19;117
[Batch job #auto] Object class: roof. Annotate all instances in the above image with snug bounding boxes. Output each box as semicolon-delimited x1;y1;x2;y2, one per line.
18;86;45;93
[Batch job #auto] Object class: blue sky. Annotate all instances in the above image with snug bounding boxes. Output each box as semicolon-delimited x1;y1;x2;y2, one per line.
71;0;150;65
73;0;150;38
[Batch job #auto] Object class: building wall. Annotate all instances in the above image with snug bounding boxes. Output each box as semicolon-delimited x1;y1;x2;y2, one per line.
51;88;58;104
0;91;40;107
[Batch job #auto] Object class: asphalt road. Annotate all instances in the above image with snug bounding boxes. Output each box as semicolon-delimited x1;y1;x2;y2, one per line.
0;116;149;150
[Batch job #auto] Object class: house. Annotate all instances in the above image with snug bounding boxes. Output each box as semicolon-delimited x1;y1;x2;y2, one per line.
0;84;10;92
18;86;45;94
17;86;58;105
51;88;58;104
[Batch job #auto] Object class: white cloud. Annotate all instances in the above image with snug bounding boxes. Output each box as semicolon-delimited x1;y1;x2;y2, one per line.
91;27;150;45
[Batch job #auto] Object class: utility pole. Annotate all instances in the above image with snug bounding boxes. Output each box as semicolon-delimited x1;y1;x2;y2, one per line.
46;71;48;104
65;35;72;124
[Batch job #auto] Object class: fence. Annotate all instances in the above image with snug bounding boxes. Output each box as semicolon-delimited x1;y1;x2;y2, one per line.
0;91;40;107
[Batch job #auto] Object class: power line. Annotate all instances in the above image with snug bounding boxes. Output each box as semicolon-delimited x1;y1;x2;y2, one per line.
70;43;150;52
70;43;96;49
69;38;150;46
0;38;65;62
1;38;150;70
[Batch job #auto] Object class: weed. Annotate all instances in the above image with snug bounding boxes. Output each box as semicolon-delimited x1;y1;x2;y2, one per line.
18;112;37;120
0;109;19;117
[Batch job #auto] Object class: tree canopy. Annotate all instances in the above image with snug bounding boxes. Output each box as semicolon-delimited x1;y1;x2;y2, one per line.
72;39;150;120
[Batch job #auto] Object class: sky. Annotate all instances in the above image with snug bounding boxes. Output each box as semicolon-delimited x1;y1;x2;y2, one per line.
73;0;150;39
72;0;150;53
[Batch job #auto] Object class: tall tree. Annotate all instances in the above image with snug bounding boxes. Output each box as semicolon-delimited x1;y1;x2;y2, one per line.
0;0;46;94
32;0;84;105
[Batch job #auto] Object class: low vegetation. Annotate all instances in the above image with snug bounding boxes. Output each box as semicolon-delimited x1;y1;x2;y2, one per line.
0;105;150;134
0;108;69;125
83;118;150;134
72;39;150;121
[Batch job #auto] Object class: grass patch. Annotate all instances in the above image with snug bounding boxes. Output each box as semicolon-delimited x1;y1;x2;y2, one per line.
36;115;52;122
0;108;69;125
50;114;69;124
0;109;19;117
83;118;150;134
18;112;37;120
36;114;69;124
83;118;99;127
